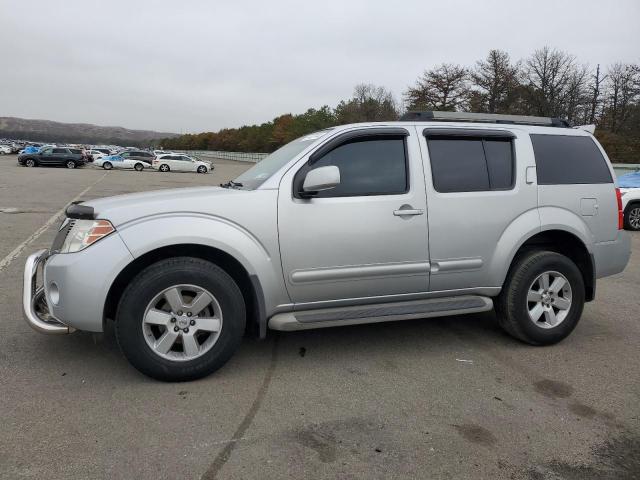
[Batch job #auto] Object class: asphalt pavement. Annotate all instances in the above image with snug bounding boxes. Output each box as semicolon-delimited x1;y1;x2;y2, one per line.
0;154;638;479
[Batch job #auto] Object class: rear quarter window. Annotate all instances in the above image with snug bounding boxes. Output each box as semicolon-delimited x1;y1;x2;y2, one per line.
531;134;612;184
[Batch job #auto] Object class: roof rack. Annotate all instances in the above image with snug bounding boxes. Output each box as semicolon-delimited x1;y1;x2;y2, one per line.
399;111;571;128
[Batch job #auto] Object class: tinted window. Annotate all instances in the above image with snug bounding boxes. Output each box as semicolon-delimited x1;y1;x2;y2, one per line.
41;148;53;154
531;134;612;184
309;136;407;197
484;140;513;189
427;138;514;192
53;148;68;154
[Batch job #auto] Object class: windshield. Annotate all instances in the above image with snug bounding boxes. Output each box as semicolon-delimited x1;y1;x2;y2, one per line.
234;130;332;189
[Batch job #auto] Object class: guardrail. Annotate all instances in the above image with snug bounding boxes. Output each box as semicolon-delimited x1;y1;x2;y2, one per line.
172;150;640;176
174;150;268;163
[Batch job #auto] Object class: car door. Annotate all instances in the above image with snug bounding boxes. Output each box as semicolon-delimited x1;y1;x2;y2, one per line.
52;148;71;165
38;147;54;165
418;127;538;292
277;126;430;305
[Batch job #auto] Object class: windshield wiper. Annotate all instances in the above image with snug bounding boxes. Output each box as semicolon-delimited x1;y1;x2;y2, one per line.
220;180;244;189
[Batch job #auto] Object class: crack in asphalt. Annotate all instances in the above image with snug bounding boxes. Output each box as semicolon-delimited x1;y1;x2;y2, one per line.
201;335;279;480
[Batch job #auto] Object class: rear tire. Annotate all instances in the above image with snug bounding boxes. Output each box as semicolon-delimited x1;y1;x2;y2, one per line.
103;162;113;170
624;204;640;231
134;162;144;171
495;250;585;345
115;257;246;381
66;160;76;169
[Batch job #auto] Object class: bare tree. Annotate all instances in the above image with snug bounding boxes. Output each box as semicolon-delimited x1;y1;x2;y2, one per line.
564;65;590;124
470;49;521;113
606;63;640;132
588;64;607;124
335;84;399;123
404;63;469;111
523;46;577;117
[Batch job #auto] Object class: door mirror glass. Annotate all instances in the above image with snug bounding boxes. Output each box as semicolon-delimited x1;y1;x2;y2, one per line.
302;165;341;195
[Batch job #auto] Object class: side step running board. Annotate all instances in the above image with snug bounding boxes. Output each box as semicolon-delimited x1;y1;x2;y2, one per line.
268;295;493;331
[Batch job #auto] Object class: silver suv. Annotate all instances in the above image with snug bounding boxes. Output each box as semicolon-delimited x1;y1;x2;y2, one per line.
23;111;631;381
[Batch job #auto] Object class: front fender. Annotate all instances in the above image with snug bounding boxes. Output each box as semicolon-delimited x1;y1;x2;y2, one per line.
117;213;289;313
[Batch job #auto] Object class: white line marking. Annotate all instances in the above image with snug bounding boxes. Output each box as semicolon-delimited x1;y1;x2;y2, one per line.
0;173;107;272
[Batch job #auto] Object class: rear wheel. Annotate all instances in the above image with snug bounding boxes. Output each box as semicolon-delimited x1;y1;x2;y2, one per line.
25;158;36;167
197;165;207;174
624;204;640;231
103;162;113;170
115;257;246;381
134;162;144;172
66;160;76;169
495;250;585;345
159;164;170;172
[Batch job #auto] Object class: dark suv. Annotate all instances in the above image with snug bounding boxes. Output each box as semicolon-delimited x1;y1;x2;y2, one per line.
18;147;87;169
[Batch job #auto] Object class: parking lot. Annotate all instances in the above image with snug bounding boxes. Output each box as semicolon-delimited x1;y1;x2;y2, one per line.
0;154;638;479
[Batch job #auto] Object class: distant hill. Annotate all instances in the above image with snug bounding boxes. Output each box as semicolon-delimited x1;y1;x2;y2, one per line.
0;116;179;146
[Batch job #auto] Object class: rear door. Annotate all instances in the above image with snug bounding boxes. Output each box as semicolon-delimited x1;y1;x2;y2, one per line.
52;148;71;165
419;127;538;292
38;147;55;165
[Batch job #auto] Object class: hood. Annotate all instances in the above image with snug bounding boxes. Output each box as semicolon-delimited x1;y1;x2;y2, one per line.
84;186;249;226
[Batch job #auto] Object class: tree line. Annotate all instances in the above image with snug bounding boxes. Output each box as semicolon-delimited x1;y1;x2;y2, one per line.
161;47;639;163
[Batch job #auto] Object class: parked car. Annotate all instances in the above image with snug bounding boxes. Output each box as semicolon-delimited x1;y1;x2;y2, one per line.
0;145;11;154
94;154;148;171
87;149;106;161
153;153;212;173
67;147;90;162
22;112;630;381
18;146;86;169
118;150;155;165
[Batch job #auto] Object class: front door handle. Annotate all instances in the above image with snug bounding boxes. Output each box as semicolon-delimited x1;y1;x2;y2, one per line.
393;206;424;216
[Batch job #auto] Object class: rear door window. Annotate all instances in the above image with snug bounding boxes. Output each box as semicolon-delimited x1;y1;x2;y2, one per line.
530;134;612;184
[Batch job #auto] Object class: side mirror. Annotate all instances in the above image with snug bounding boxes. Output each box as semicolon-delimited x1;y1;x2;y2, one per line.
301;165;340;196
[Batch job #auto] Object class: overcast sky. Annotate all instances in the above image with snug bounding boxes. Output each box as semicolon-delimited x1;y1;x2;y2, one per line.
1;0;638;133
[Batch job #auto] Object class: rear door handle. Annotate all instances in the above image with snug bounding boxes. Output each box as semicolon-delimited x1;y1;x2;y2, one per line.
393;208;424;216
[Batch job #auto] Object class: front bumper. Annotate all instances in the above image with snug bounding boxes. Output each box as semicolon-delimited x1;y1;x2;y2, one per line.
23;249;74;334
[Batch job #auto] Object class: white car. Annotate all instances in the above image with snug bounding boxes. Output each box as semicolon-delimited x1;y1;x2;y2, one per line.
0;145;12;154
620;187;640;230
153;154;212;173
87;149;106;161
94;154;148;171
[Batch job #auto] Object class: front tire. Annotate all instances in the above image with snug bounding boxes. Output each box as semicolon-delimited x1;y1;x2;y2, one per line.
496;250;585;345
197;165;207;174
134;162;144;171
624;204;640;231
25;158;36;167
159;164;170;172
115;257;246;381
103;161;113;170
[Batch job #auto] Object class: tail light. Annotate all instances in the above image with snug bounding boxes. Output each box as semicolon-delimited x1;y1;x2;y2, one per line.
616;187;623;230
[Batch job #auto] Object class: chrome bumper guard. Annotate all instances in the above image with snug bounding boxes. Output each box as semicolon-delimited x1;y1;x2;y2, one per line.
23;249;74;334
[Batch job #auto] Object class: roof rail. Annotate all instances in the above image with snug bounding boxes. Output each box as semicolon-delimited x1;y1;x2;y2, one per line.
399;111;572;128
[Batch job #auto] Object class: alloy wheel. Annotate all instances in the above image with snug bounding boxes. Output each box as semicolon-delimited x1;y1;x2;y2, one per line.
628;207;640;230
142;284;223;361
527;271;572;329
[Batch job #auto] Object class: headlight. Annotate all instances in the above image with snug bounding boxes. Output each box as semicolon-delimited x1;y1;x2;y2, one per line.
60;219;115;253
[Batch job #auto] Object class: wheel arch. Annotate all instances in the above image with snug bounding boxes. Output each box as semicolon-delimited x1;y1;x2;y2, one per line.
104;243;267;338
506;229;595;302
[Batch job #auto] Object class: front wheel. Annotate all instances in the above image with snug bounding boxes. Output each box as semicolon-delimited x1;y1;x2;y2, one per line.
115;257;246;381
103;162;113;170
134;162;144;172
624;204;640;231
159;164;170;172
25;158;36;167
495;250;585;345
197;165;207;174
66;160;76;169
